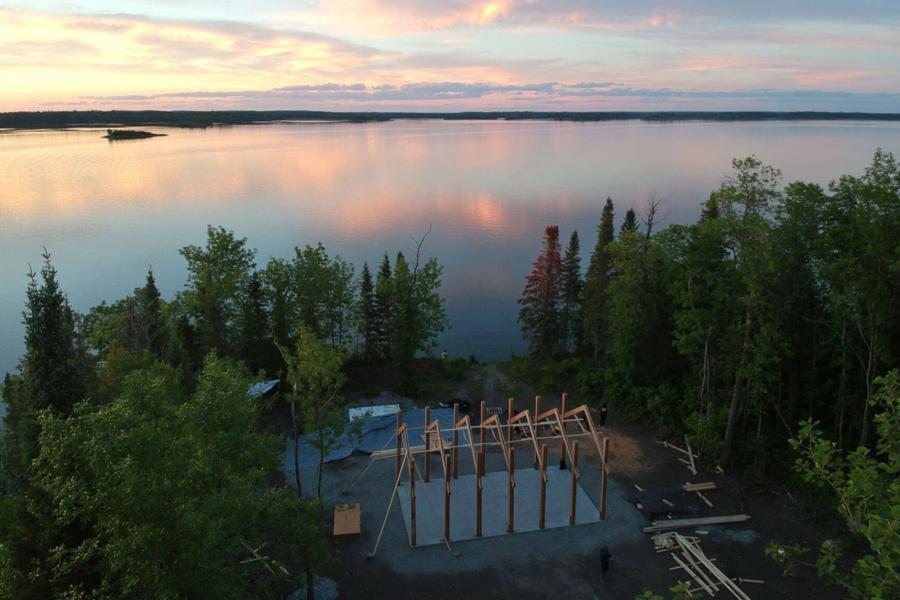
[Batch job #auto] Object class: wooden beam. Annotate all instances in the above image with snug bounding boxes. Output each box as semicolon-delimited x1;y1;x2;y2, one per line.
396;413;403;478
641;514;751;533
569;441;579;525
535;408;580;479
452;402;459;479
444;453;451;542
560;393;568;466
476;449;484;537
539;444;548;529
600;436;609;521
480;400;486;448
432;421;449;482
562;405;605;460
482;414;511;472
423;406;431;483
409;444;417;547
507;397;515;441
684;435;697;475
508;446;515;533
533;396;542;469
509;409;544;477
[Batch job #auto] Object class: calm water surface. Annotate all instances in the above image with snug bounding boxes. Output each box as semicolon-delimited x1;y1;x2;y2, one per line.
2;119;900;379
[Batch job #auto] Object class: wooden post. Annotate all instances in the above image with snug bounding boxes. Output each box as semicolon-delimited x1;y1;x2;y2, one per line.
479;400;486;448
508;446;515;533
452;402;459;479
423;406;430;483
533;396;542;469
560;393;568;468
409;453;417;546
476;450;484;537
507;397;515;440
539;445;548;529
396;411;402;478
444;454;451;542
600;437;609;521
569;441;579;525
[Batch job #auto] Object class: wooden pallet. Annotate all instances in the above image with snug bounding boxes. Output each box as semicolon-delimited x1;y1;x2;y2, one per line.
334;503;361;542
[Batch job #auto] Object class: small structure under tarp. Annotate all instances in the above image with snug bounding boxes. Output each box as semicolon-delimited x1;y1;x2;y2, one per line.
283;408;455;474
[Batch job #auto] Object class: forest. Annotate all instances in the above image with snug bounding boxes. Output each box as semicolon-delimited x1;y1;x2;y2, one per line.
2;110;900;130
0;231;447;598
516;151;898;598
0;151;897;599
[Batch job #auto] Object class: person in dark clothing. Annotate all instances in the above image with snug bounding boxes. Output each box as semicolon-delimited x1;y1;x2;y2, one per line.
599;405;608;427
600;545;612;580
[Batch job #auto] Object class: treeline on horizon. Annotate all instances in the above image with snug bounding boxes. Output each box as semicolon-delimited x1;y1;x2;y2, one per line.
2;109;900;129
0;229;449;598
515;150;899;597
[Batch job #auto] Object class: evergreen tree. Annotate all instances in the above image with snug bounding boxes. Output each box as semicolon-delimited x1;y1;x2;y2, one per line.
582;198;615;358
518;225;563;358
559;230;583;352
621;208;637;235
139;268;165;358
373;254;393;360
1;373;26;486
357;262;377;360
390;252;416;374
23;252;85;418
238;272;269;373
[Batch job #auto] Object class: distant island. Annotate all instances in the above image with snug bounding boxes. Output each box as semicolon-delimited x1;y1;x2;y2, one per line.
1;109;899;130
103;129;167;140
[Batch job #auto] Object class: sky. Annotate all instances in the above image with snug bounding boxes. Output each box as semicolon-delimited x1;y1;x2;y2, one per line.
2;1;900;112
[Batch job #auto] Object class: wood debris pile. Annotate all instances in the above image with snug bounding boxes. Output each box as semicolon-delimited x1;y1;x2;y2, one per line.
652;532;762;598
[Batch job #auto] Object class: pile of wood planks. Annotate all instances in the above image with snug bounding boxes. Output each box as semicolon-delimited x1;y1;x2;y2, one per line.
653;532;761;598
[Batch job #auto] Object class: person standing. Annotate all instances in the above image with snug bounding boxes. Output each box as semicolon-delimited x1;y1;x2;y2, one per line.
600;545;612;581
599;404;608;427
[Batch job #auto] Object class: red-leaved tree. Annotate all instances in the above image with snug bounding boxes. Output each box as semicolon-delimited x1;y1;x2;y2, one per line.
518;225;563;358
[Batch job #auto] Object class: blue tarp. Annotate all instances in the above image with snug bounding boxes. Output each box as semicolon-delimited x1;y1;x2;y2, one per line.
283;407;455;473
248;379;280;398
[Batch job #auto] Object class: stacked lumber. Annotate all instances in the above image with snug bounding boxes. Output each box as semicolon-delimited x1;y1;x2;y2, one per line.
653;532;761;598
642;514;751;533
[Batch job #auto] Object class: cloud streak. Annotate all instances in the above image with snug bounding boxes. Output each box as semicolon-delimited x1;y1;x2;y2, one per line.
2;3;899;111
76;81;900;112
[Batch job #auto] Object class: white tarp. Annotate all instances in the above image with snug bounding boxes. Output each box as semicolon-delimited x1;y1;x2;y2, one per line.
348;404;400;421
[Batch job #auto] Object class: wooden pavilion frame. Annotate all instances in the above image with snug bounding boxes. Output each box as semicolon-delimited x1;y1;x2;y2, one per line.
368;394;611;556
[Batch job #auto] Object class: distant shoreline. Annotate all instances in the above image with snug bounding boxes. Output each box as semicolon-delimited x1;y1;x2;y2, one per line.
1;110;899;130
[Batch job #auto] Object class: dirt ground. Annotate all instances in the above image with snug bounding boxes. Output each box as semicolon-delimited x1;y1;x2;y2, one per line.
291;363;843;599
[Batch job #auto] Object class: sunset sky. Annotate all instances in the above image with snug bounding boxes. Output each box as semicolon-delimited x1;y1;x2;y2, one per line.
2;1;900;112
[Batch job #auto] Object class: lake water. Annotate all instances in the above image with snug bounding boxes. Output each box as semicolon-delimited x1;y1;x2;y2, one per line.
2;119;900;379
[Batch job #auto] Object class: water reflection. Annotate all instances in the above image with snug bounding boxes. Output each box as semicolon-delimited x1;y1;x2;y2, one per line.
1;120;899;373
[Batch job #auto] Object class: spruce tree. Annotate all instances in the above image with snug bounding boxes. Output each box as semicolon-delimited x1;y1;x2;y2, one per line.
373;254;393;361
357;262;377;360
238;272;268;373
390;252;416;374
518;225;563;358
560;230;583;352
621;208;637;235
23;251;85;417
140;268;165;358
582;198;615;358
